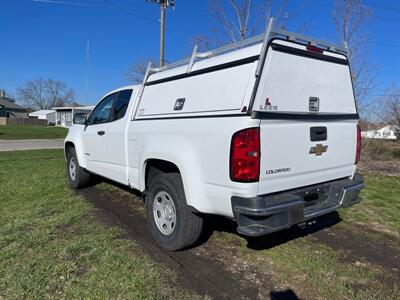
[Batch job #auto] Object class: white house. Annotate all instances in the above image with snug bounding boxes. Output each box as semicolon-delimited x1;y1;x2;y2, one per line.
52;106;94;127
29;110;56;125
362;125;398;140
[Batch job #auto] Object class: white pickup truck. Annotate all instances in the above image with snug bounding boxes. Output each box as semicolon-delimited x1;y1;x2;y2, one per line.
65;21;364;250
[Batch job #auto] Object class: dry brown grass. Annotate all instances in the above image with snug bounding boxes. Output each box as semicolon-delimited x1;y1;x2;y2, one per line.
358;139;400;176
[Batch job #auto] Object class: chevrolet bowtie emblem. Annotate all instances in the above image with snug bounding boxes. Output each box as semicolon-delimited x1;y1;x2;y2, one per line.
309;144;328;156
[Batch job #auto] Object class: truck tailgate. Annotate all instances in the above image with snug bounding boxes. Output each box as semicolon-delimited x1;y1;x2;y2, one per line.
257;120;357;195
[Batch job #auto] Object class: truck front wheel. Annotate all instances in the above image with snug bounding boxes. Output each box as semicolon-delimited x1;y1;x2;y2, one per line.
146;173;203;250
66;148;92;189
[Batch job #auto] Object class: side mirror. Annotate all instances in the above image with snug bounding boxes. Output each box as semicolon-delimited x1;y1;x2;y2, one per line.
73;113;87;125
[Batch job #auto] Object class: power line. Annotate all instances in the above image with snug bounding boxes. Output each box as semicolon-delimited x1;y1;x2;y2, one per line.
307;0;400;49
32;0;104;7
102;0;155;22
305;30;400;49
366;41;400;48
313;0;400;25
374;14;400;24
364;0;400;14
33;0;156;23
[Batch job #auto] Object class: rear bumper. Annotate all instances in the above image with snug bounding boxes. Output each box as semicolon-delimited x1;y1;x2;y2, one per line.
231;174;364;236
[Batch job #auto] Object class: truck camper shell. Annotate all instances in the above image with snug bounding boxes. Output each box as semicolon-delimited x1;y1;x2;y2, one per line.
134;19;356;121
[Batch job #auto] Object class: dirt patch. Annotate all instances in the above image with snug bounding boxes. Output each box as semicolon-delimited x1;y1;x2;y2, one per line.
310;216;400;285
79;187;294;300
351;220;400;239
257;213;400;277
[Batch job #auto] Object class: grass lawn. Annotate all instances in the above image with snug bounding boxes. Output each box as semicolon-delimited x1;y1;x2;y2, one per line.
0;125;68;140
1;149;398;299
0;150;194;299
340;173;400;234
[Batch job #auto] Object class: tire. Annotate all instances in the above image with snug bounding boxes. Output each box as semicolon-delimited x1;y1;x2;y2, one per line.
66;148;92;189
146;173;203;250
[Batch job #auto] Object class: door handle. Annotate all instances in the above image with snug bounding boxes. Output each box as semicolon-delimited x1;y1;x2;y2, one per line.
97;130;105;136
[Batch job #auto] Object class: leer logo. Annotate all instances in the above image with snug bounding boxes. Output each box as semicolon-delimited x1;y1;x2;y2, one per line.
309;144;328;156
260;97;278;111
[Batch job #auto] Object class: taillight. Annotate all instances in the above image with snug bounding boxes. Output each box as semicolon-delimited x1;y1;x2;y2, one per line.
230;128;260;182
355;125;361;164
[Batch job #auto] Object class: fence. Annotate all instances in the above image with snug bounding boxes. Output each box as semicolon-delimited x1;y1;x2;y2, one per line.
0;117;47;126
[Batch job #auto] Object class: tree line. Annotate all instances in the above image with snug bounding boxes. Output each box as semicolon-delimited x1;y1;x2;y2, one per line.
16;78;76;111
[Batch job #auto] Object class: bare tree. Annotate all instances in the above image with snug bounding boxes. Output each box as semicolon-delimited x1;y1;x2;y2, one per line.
209;0;254;44
333;0;375;111
124;1;295;82
124;58;159;84
18;78;75;110
199;0;288;48
387;99;400;140
381;87;400;140
125;1;291;81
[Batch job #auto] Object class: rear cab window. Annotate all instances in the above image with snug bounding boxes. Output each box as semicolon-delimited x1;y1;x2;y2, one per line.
87;89;133;125
114;89;133;121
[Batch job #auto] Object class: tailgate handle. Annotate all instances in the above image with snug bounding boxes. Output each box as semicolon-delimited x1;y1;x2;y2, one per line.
310;127;327;141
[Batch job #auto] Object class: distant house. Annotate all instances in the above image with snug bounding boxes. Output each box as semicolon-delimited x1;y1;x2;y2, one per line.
29;110;56;125
362;125;398;140
0;90;27;119
52;106;94;127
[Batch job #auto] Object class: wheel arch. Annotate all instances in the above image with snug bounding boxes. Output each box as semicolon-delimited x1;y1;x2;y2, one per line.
64;139;88;169
140;150;205;211
64;141;75;160
144;158;180;190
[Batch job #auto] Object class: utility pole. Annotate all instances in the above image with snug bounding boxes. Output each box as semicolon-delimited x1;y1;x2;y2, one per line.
159;2;166;67
148;0;174;67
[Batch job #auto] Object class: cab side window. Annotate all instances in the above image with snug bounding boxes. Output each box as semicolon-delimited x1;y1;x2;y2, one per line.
113;89;133;121
88;93;116;125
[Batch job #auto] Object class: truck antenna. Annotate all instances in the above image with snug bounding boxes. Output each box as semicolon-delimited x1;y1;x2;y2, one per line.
85;40;90;105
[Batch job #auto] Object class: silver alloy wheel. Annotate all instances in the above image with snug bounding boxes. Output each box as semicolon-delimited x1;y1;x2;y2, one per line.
153;191;176;236
69;157;76;181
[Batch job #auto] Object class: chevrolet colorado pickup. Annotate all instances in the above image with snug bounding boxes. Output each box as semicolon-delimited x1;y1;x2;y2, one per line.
65;21;364;250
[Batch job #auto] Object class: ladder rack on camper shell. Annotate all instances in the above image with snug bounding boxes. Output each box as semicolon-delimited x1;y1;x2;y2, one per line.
132;18;347;118
146;18;346;77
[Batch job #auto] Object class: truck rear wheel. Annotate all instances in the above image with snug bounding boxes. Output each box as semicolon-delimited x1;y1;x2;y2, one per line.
66;148;92;189
146;173;203;250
